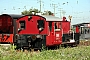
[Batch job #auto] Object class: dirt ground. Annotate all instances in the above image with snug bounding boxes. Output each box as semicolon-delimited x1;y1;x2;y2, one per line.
79;39;90;46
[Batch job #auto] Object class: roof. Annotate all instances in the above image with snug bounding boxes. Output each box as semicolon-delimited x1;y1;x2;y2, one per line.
72;22;90;26
1;14;24;19
17;15;62;21
9;14;24;19
40;15;62;21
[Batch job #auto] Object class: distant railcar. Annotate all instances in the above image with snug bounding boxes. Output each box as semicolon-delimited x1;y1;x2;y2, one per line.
73;23;90;39
0;14;23;44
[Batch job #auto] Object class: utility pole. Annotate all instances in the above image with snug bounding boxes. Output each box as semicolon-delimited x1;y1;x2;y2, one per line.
37;0;42;13
58;8;63;18
40;0;41;12
51;3;57;16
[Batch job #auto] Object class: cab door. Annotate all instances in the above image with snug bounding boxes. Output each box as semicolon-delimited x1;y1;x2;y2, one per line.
54;22;62;45
46;21;55;46
46;22;62;46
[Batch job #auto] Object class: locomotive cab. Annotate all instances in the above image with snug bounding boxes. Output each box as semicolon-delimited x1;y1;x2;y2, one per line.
15;15;48;50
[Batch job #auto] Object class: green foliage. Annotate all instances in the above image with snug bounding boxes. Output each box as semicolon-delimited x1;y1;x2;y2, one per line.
21;10;30;15
21;8;40;15
42;11;54;15
0;46;90;60
21;8;53;15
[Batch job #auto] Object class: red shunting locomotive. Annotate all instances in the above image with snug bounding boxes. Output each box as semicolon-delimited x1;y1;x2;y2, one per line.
15;15;48;49
61;17;80;47
15;14;80;50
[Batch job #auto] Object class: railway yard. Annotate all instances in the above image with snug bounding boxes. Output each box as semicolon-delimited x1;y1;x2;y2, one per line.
0;0;90;60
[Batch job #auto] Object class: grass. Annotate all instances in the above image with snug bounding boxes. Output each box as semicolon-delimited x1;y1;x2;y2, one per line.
0;45;90;60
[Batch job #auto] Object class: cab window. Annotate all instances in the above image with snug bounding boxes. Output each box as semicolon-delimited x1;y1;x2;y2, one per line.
37;20;44;29
19;21;25;29
55;22;61;31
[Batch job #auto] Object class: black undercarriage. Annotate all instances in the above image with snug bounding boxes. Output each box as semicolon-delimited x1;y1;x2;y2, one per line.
15;34;46;50
62;33;80;47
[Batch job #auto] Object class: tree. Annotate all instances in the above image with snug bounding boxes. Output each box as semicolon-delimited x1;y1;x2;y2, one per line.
21;8;53;15
42;11;54;15
21;8;40;15
21;10;30;15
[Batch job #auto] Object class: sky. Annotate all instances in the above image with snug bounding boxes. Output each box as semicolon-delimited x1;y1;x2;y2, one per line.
0;0;90;25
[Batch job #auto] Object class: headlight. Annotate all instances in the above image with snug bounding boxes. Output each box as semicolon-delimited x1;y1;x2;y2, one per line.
36;35;42;39
39;27;43;31
18;28;20;31
31;35;36;40
15;34;19;39
18;28;22;32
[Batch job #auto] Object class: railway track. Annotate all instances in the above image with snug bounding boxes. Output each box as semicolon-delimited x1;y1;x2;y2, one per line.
0;40;90;53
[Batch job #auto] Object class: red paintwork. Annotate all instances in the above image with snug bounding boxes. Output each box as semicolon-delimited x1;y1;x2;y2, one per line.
76;26;79;33
0;34;13;43
16;15;48;35
46;22;62;46
0;15;13;43
46;18;71;46
46;22;55;46
61;21;70;34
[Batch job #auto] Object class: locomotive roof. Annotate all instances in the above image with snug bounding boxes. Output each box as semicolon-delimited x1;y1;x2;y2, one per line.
1;14;24;19
16;15;62;21
41;15;62;21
